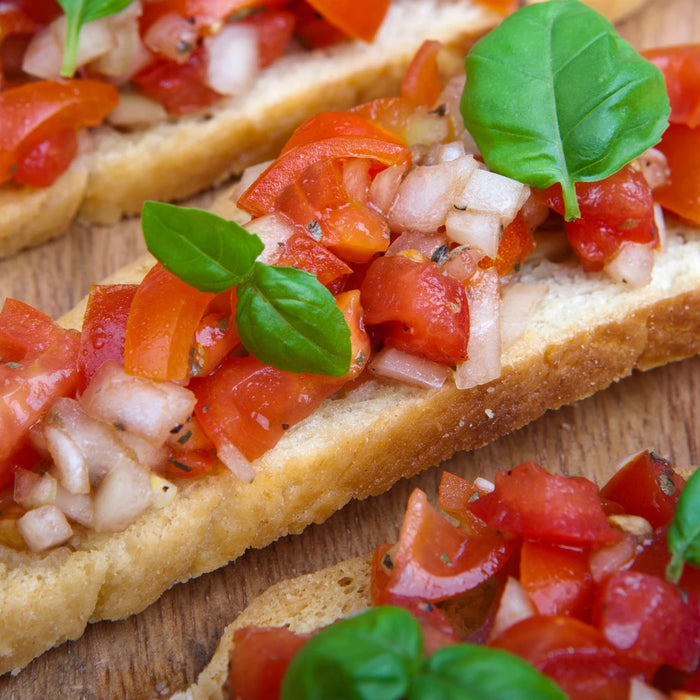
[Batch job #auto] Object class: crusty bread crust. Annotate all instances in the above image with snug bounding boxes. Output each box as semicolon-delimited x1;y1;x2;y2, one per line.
2;195;700;676
0;0;501;258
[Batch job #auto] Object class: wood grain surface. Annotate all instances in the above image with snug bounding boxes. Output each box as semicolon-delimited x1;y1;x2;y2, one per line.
0;0;698;696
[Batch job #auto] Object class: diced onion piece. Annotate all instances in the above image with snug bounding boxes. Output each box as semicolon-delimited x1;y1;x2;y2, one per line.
106;93;168;129
368;164;406;215
245;212;298;265
14;469;57;510
386;231;449;260
118;431;168;469
388;156;478;233
150;474;178;509
89;13;152;80
500;282;548;349
343;159;371;204
629;679;668;700
454;268;501;390
142;12;198;64
422;140;466;165
368;347;451;389
80;361;197;447
204;22;259;96
589;533;639;583
44;424;90;495
51;14;117;68
92;459;153;533
445;209;501;258
404;112;449;147
634;148;670;190
489;577;536;641
21;26;63;80
55;485;94;528
604;241;654;288
439;246;478;284
474;476;495;493
17;505;73;553
454;168;530;227
654;203;666;251
216;441;256;483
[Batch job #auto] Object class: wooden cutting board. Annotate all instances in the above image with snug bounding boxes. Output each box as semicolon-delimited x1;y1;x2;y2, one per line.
0;0;698;696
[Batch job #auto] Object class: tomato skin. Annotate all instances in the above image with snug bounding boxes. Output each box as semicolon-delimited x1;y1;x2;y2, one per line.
537;165;657;271
600;450;685;529
124;263;215;383
437;471;491;534
478;211;536;276
228;625;312;700
304;0;390;43
468;462;621;547
593;570;700;673
12;128;77;187
247;9;296;68
190;312;241;378
77;284;138;393
360;255;469;365
0;299;79;486
401;39;443;108
0;79;119;186
165;448;218;479
275;232;352;287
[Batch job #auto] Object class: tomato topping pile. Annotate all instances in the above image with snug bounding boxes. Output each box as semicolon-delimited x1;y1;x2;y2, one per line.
230;452;700;700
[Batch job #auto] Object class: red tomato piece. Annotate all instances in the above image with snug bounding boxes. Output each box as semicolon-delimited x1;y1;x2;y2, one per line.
305;0;390;42
374;488;518;603
132;46;221;114
478;211;536;276
190;312;241;378
350;96;424;142
401;39;443;108
77;284;137;393
644;44;700;127
600;450;686;529
593;570;700;673
491;615;656;700
191;290;370;461
228;625;312;700
0;299;79;487
246;9;296;68
289;0;347;49
520;540;594;620
437;471;491;534
124;263;215;383
0;79;119;186
12;128;78;187
654;123;700;226
468;462;622;547
275;232;353;287
165;448;218;479
537;165;657;271
361;255;469;365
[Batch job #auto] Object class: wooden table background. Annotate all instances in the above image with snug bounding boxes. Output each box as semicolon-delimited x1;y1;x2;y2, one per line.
0;0;698;696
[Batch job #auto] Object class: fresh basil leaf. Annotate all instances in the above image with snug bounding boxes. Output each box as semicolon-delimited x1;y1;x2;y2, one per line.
461;0;669;220
141;201;263;293
666;468;700;583
409;644;567;700
236;262;351;376
281;606;424;700
58;0;134;77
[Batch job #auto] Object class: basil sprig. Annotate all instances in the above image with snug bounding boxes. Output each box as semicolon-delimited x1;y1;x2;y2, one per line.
666;468;700;584
141;201;352;377
57;0;134;77
281;606;567;700
461;0;670;220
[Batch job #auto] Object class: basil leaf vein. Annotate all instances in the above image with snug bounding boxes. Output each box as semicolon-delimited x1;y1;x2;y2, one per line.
667;468;700;583
461;0;669;220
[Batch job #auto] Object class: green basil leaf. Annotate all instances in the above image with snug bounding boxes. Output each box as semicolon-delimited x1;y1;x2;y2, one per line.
666;468;700;583
461;0;669;220
58;0;134;77
281;606;424;700
141;201;263;293
409;644;567;700
236;262;351;376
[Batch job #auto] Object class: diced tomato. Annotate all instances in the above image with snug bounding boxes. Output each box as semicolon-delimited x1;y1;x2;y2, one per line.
190;312;241;378
536;165;657;271
12;128;78;187
361;255;469;365
0;79;119;186
644;44;700;128
228;625;312;700
77;284;138;393
437;471;492;534
165;448;218;479
654;123;700;226
600;450;686;529
520;541;594;620
275;232;352;287
491;615;656;700
373;488;518;603
401;39;443;108
593;570;700;673
15;0;61;25
132;46;221;114
290;0;347;48
304;0;390;43
0;299;79;488
123;263;215;383
246;9;296;68
468;462;622;547
350;96;424;142
478;211;536;276
191;290;369;461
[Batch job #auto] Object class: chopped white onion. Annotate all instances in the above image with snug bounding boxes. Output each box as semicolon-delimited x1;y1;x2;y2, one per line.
89;12;152;80
499;282;548;349
473;476;495;493
80;361;197;447
150;474;178;509
204;22;259;96
588;533;639;584
634;148;670;190
604;241;654;288
244;212;298;265
117;430;168;470
654;202;667;251
216;441;256;483
51;14;117;68
14;469;57;510
106;93;168;129
343;159;371;204
367;347;451;389
17;505;73;553
21;26;64;80
142;12;198;64
54;485;94;528
439;246;478;284
368;164;406;215
404;112;450;147
453;168;530;226
92;459;153;533
489;577;536;641
445;208;501;259
454;268;501;390
386;230;449;260
43;424;90;495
